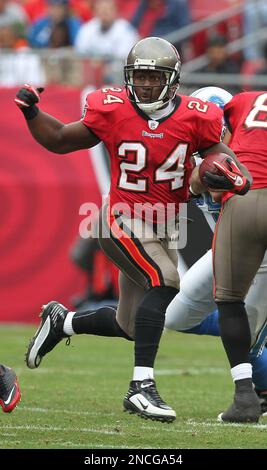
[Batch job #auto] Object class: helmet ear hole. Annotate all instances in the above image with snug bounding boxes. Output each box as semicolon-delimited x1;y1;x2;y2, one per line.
124;37;181;114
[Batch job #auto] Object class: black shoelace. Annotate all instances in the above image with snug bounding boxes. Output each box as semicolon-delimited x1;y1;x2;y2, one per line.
145;383;167;406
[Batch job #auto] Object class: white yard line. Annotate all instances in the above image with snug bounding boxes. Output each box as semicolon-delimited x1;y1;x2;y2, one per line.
155;367;227;376
3;424;119;435
186;419;267;429
17;406;116;416
60;442;143;449
17;366;227;377
16;368;97;376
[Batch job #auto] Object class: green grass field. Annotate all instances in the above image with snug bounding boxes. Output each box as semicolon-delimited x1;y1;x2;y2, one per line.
0;324;266;449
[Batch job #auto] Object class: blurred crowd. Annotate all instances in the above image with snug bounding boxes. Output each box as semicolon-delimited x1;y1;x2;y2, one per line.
0;0;190;53
0;0;266;88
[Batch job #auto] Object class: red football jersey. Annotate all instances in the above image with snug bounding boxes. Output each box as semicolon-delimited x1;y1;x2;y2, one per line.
224;91;267;189
82;87;222;220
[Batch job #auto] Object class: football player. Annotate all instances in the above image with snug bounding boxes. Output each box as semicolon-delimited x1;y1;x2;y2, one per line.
165;88;267;416
189;87;267;423
15;38;250;423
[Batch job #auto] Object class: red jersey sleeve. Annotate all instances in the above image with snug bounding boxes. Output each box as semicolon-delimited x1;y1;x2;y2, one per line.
223;94;242;133
81;88;126;141
223;91;267;190
81;89;109;141
195;102;223;153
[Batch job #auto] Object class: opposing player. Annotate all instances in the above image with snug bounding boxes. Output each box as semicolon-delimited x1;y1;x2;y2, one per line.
15;38;250;423
0;364;21;413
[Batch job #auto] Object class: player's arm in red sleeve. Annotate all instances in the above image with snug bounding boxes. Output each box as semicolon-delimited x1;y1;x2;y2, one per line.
190;105;252;195
190;141;252;196
220;93;251;177
223;93;240;135
204;142;252;193
15;85;100;154
195;101;251;183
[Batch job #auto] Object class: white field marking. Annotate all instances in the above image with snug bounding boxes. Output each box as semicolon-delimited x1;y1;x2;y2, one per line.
60;442;104;448
186;419;267;429
140;418;267;432
3;425;120;435
16;408;226;434
17;406;116;417
0;441;154;450
155;367;227;376
60;442;147;449
140;424;236;434
140;426;212;434
16;368;97;376
17;408;267;431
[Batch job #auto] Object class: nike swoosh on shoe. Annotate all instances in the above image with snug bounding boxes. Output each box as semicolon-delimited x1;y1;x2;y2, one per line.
3;386;15;405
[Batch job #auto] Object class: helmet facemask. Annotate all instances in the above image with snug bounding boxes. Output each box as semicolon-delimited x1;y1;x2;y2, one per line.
124;62;180;114
124;37;181;114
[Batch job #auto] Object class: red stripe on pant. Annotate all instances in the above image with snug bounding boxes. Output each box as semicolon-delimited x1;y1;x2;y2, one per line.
107;207;161;287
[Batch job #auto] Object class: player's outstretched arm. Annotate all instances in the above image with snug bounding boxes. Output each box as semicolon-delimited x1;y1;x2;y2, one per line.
15;85;100;154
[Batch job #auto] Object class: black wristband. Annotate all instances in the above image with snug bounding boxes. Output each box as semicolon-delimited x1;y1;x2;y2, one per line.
21;104;39;120
235;179;251;196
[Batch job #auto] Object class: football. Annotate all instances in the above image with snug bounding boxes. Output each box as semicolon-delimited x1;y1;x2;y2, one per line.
198;152;233;187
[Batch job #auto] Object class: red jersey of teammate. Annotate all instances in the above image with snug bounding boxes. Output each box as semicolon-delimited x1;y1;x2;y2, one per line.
224;91;267;189
82;87;222;220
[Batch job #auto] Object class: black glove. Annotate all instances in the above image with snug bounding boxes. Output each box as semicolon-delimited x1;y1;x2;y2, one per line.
15;84;44;120
203;158;251;195
202;172;235;190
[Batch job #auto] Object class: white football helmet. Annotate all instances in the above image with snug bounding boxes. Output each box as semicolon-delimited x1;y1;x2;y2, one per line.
191;86;233;140
190;86;233;109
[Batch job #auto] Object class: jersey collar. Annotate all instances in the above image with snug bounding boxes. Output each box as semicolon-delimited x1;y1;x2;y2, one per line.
130;95;181;123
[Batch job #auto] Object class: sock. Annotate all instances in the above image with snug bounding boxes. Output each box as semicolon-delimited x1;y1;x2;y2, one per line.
231;363;252;382
135;286;178;368
182;309;220;336
231;364;253;392
133;366;154;381
217;301;251;367
71;306;132;339
63;312;76;336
